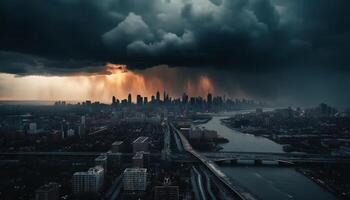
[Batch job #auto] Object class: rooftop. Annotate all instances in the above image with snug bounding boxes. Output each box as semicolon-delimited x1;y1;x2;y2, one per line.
132;152;144;159
112;141;124;145
124;168;147;173
133;136;149;144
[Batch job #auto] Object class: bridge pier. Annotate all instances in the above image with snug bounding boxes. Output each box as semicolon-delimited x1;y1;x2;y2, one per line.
254;159;263;165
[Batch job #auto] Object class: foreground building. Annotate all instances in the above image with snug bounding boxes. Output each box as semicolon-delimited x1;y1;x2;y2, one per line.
72;166;104;194
123;168;147;192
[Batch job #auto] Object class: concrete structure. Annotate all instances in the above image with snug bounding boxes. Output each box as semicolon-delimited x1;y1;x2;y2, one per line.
111;141;124;153
35;182;59;200
132;152;144;168
132;137;149;153
72;166;104;194
123;168;147;191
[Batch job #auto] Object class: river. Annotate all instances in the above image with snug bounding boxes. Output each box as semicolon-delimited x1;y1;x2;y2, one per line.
199;111;337;200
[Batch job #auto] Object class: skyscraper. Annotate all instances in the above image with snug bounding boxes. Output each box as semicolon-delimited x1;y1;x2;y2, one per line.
182;93;188;104
207;93;212;106
128;93;132;104
156;91;160;102
137;95;143;105
112;96;116;104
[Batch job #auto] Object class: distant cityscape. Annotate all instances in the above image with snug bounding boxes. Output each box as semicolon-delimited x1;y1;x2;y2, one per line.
0;96;349;200
53;91;264;111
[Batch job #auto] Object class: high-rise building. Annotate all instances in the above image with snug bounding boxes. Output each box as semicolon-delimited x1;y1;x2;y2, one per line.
182;93;188;104
123;168;147;191
132;137;149;153
207;93;212;106
112;96;116;104
72;166;104;194
35;182;60;200
143;97;148;104
156;91;160;102
128;93;132;104
137;95;143;105
151;96;155;103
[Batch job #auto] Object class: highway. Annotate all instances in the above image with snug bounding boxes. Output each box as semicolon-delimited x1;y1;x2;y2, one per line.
169;122;258;200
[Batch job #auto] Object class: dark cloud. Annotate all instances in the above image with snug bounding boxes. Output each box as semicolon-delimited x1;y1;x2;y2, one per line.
0;0;349;74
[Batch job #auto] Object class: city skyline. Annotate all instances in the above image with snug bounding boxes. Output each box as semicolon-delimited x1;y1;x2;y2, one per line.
0;1;350;107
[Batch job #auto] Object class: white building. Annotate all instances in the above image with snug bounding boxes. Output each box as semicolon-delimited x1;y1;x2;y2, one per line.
72;166;104;194
123;168;147;191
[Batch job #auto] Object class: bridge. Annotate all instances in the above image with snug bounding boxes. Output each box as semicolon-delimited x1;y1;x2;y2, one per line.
202;151;350;165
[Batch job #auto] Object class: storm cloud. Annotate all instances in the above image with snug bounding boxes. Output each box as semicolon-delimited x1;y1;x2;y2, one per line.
0;0;349;74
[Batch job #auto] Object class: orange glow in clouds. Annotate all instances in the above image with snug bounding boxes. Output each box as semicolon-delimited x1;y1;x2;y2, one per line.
0;64;215;102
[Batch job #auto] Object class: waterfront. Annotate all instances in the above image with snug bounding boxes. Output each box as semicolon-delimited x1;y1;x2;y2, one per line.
200;111;337;200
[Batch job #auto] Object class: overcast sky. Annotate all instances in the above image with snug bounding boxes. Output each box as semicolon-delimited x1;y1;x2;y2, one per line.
0;0;349;107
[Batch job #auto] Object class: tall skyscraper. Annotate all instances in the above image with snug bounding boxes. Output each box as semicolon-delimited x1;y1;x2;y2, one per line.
128;93;132;104
156;91;160;102
112;96;116;104
207;93;213;106
182;93;188;104
137;95;143;105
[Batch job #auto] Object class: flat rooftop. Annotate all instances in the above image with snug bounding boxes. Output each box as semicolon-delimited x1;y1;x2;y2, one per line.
124;168;147;173
133;136;149;144
112;141;124;145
